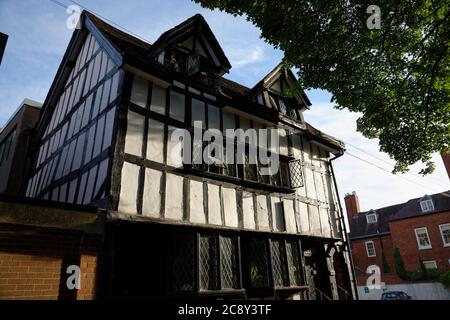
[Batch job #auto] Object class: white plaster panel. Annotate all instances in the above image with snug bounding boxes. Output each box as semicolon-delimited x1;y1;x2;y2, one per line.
164;173;184;220
142;168;162;218
125;110;145;156
256;195;270;231
242;192;255;229
147;119;165;163
271;196;285;232
208;183;222;225
283;199;297;234
320;207;332;237
118;162;139;214
222;187;238;228
299;201;310;234
309;204;321;236
189;180;205;224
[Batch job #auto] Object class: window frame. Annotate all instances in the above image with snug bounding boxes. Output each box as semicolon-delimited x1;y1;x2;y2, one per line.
365;241;376;257
414;227;432;250
439;223;450;247
422;260;437;270
366;213;377;224
420;199;434;213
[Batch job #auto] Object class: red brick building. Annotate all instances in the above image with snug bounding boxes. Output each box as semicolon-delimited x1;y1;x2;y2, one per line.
346;190;450;298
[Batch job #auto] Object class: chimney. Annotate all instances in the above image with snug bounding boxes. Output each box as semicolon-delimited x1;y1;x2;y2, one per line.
442;151;450;180
344;191;361;226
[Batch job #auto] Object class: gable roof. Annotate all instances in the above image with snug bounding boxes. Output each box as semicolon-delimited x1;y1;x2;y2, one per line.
147;13;231;73
349;190;450;239
348;203;404;239
31;10;345;154
248;63;312;109
390;190;450;221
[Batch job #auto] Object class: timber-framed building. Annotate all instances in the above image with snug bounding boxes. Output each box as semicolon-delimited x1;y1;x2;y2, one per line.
22;11;356;300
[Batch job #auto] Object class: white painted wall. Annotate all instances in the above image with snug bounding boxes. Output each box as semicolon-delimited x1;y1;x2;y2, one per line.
357;283;450;300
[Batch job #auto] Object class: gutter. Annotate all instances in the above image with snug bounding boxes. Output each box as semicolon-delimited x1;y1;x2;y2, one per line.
329;151;359;300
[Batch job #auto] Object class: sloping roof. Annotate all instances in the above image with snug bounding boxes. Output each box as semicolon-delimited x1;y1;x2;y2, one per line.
390;190;450;221
84;11;344;151
349;190;450;239
349;203;404;239
148;13;231;72
248;63;312;108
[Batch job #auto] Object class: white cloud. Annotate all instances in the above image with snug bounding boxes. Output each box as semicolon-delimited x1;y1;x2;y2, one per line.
304;95;450;223
226;45;265;67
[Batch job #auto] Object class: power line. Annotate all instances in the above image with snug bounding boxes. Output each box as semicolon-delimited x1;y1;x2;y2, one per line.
48;0;152;44
345;151;441;192
345;141;449;189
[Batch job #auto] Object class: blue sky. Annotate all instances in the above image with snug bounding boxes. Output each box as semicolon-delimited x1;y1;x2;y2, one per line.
0;0;448;218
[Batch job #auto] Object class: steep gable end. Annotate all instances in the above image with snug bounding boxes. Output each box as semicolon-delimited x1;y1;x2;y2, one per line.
148;14;231;75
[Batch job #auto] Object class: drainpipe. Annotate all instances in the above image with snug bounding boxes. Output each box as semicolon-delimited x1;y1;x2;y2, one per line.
329;150;359;300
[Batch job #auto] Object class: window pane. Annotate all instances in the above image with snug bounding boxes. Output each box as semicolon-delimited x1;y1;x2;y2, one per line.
169;90;185;122
248;239;270;288
208;105;220;130
191;98;205;128
173;236;195;292
286;241;302;286
130;75;148;108
199;235;218;290
220;236;239;289
440;224;450;245
416;228;431;248
150;84;166;115
270;240;289;287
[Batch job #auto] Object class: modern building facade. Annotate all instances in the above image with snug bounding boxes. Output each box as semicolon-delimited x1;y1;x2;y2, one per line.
18;11;356;300
0;99;42;195
346;191;450;300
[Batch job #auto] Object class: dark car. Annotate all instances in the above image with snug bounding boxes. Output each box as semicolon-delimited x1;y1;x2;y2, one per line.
381;291;412;300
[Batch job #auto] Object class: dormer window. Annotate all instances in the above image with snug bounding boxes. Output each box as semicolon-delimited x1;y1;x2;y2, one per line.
420;198;434;213
366;211;377;224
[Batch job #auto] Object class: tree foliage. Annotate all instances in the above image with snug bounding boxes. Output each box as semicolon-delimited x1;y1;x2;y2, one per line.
381;249;391;273
194;0;450;174
393;247;408;279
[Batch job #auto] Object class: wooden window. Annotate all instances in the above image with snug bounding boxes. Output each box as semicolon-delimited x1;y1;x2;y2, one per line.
365;241;376;257
439;224;450;247
415;227;432;250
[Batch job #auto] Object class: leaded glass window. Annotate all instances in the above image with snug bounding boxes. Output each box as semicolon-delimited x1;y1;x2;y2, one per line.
220;236;239;289
199;235;219;290
270;240;289;287
173;236;195;292
248;239;270;288
286;241;302;286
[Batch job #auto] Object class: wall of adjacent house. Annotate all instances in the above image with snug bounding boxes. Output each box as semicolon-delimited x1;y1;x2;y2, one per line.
357;282;450;300
389;211;450;271
25;32;122;206
0;225;101;300
115;73;344;240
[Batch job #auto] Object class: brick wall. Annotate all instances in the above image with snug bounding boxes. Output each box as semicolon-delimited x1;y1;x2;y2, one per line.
0;226;102;300
350;235;403;285
389;211;450;271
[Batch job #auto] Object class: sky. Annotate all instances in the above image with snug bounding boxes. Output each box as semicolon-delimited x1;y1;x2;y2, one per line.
0;0;448;221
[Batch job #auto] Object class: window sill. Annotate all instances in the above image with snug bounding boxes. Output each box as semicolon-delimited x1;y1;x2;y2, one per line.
418;247;432;250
